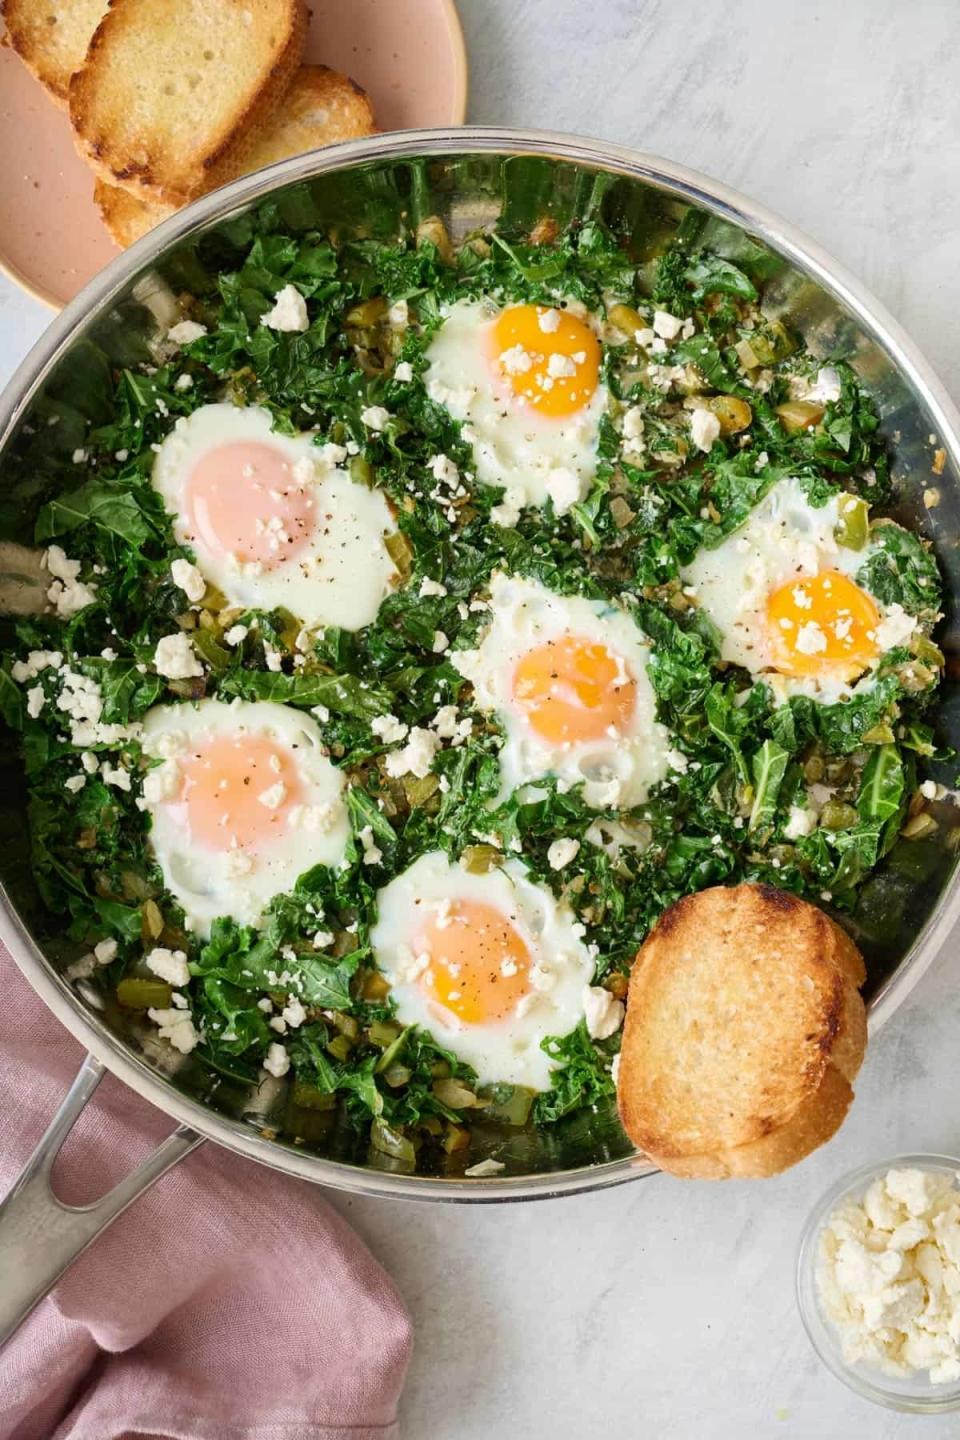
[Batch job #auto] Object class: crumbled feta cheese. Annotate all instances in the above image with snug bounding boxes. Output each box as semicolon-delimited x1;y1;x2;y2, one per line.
371;714;408;744
261;285;308;333
784;804;818;840
817;1167;960;1384
490;487;524;529
621;406;645;444
170;558;206;604
795;621;828;656
167;320;207;345
393;361;414;383
64;775;85;793
359;825;383;866
282;997;307;1029
689;407;721;454
12;650;62;684
875;603;917;651
538;307;561;333
499;344;533;376
547;351;577;379
544;466;581;515
263;1043;290;1078
258;781;286;810
921;779;938;800
148;1006;199;1054
384;727;440;779
224;624;248;647
154;632;203;679
581;984;625;1039
432;630;449;654
45;545;97;616
262;642;283;672
101;764;132;791
666;748;689;775
419;576;448;598
547;837;580;871
94;938;118;965
174;374;194;391
428;453;459;487
430;706;471;743
26;686;45;719
360;405;391;432
146;946;190;987
464;1159;505;1178
653;309;683;340
65;953;97;982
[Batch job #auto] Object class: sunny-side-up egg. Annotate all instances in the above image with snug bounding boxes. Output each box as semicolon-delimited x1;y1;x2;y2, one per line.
682;476;919;703
140;698;350;936
151;403;398;631
369;851;594;1089
452;573;674;808
424;299;607;520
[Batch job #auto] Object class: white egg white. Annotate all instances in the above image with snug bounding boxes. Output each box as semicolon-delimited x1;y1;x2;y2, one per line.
424;299;607;520
681;477;918;703
370;851;594;1090
452;573;674;808
151;403;398;631
140;699;349;936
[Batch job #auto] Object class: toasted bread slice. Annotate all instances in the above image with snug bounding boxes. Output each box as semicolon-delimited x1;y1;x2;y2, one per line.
95;65;375;248
69;0;307;204
94;181;173;250
2;0;107;104
617;884;867;1179
235;62;374;168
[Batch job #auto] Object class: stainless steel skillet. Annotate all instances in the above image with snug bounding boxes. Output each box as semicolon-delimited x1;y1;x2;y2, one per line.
1;128;959;1344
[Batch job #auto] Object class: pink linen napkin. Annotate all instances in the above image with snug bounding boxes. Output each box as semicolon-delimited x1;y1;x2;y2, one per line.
0;949;412;1440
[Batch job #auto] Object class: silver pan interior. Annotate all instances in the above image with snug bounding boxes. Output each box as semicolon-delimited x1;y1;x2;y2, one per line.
1;129;959;1203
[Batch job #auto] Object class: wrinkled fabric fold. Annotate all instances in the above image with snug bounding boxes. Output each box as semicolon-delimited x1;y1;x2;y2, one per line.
0;951;412;1440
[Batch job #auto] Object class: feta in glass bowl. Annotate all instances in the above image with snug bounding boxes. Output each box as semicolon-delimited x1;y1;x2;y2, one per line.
797;1154;960;1412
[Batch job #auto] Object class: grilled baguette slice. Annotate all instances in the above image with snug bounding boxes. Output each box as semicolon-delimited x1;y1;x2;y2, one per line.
617;884;867;1179
69;0;307;204
95;65;375;248
2;0;107;104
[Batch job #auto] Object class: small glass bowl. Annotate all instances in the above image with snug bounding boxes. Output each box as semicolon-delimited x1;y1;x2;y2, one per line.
797;1153;960;1413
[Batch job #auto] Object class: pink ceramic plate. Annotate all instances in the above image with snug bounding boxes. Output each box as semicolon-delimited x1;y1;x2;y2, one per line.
0;0;468;311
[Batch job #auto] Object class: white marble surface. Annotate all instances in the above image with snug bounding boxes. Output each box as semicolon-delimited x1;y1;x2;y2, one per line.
3;1;960;1434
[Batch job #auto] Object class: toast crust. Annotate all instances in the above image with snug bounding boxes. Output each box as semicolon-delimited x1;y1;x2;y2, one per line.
95;64;375;248
617;884;867;1179
2;0;108;104
69;0;308;204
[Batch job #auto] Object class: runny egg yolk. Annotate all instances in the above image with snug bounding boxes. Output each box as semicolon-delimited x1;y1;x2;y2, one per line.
491;304;601;418
766;570;880;679
415;900;531;1024
512;635;637;744
186;441;316;570
174;734;304;851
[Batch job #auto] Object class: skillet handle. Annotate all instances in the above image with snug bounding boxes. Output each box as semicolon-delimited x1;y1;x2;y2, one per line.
0;1051;204;1347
